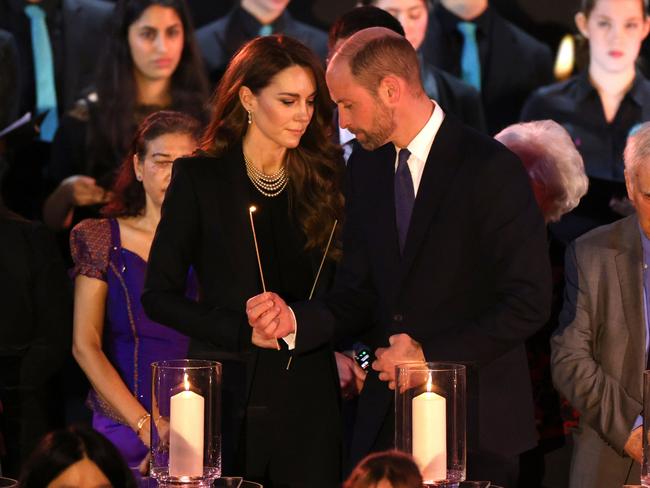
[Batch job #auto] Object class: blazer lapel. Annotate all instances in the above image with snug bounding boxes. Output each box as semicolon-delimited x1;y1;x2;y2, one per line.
397;115;462;287
616;216;645;368
212;148;260;300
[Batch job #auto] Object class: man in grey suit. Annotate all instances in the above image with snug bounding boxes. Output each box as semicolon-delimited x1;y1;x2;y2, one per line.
551;123;650;487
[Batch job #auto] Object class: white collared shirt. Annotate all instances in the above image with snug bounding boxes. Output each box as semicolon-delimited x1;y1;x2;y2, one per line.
339;127;356;163
393;101;445;196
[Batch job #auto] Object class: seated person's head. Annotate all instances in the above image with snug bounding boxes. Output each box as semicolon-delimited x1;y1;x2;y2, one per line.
359;0;430;50
624;122;650;236
495;120;588;223
19;425;136;488
328;6;405;55
344;450;423;488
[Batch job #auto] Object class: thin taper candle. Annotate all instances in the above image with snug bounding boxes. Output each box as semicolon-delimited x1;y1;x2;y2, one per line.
248;206;266;292
309;219;338;300
287;219;338;370
249;206;280;350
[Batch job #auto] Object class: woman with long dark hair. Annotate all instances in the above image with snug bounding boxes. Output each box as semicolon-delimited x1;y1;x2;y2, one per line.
43;0;208;231
142;35;344;487
70;111;200;470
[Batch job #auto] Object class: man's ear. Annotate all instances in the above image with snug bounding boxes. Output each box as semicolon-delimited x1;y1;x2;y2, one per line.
378;75;401;106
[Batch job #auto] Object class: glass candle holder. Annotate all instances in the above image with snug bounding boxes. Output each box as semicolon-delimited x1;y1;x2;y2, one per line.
395;362;466;487
151;359;222;486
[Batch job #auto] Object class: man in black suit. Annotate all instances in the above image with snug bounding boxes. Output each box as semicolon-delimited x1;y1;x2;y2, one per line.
247;27;551;486
196;0;328;84
421;0;553;134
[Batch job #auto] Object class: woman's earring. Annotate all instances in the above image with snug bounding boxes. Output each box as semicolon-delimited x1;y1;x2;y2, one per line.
247;110;252;125
136;174;142;181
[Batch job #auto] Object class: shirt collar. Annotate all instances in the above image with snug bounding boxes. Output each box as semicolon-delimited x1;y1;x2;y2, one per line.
339;127;355;146
235;5;288;38
574;69;645;107
435;3;492;35
394;100;445;164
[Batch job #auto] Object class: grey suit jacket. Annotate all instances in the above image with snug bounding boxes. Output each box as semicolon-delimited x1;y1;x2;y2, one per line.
551;214;645;487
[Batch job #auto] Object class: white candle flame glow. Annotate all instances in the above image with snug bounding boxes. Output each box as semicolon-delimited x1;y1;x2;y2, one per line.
184;373;190;391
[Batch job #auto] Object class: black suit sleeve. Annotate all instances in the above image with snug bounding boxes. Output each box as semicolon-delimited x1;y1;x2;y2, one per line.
421;150;552;365
142;159;244;351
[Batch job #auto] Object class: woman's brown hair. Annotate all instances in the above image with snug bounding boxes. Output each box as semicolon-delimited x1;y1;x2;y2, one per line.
201;35;344;257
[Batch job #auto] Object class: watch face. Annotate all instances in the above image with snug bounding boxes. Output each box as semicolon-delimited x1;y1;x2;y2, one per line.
355;349;372;371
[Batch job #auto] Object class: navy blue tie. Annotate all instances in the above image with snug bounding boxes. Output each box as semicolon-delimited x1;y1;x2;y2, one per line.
395;148;414;254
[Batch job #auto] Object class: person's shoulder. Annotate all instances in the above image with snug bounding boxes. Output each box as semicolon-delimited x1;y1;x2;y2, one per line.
173;152;225;178
283;13;327;55
71;218;111;243
492;10;550;55
64;0;112;13
435;68;480;99
575;215;637;252
196;12;230;40
522;78;579;116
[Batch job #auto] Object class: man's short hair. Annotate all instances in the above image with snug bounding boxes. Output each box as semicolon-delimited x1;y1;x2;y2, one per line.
331;27;423;96
624;122;650;183
328;6;405;52
495;120;588;223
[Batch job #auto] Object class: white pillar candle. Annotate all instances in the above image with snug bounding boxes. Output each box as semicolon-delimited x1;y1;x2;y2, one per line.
412;387;447;482
169;374;204;478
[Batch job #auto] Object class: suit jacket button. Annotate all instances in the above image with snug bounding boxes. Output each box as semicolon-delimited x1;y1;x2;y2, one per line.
393;314;403;322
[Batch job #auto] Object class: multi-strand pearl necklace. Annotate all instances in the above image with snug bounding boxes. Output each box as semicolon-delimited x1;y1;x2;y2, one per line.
244;152;288;197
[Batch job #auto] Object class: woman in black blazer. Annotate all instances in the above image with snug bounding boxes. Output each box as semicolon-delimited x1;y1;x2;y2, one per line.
142;35;344;487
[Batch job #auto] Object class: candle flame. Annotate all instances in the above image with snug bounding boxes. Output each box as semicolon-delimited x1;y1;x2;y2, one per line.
426;374;433;392
249;206;257;213
183;373;190;391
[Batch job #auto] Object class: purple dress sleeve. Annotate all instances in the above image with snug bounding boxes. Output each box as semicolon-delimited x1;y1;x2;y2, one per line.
70;218;111;281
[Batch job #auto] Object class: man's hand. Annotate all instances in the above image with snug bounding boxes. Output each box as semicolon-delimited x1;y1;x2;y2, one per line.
246;292;295;345
335;351;366;399
373;333;426;390
624;426;643;464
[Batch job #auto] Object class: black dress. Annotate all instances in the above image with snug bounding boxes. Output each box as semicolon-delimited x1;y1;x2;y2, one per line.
142;148;342;488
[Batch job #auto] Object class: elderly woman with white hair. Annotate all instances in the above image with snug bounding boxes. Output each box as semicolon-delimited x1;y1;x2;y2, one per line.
495;119;588;487
495;120;588;224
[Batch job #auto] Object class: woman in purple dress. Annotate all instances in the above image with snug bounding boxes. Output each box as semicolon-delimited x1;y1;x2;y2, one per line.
70;111;200;470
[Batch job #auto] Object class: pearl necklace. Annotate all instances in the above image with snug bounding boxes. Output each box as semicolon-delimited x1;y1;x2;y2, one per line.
244;152;288;197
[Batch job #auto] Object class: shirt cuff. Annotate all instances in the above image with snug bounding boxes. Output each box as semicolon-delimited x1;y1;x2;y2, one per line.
281;307;298;350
